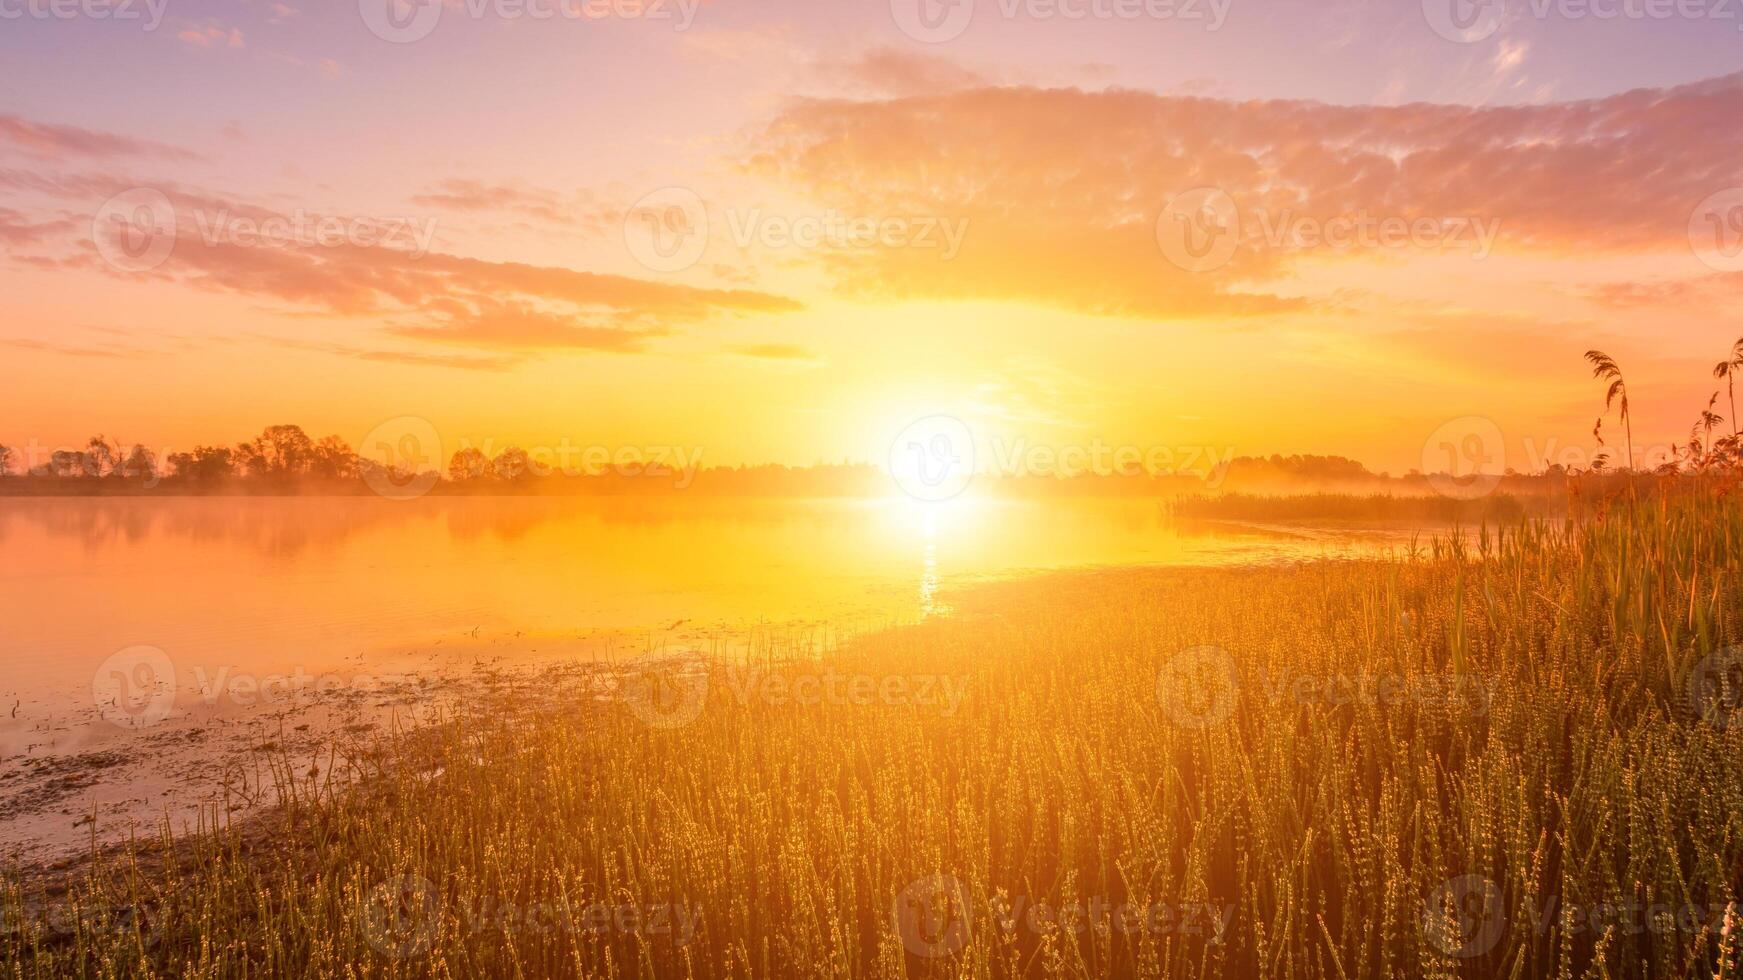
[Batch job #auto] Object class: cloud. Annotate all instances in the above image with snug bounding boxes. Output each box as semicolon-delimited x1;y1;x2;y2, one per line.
814;47;993;98
409;179;576;225
0;165;805;359
1582;274;1743;310
177;22;246;48
258;335;521;371
0;207;76;246
744;71;1743;321
0;337;130;358
389;299;668;352
55;188;805;354
0;117;197;162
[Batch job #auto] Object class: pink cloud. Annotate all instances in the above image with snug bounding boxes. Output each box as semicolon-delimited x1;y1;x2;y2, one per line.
746;71;1743;320
0;117;196;162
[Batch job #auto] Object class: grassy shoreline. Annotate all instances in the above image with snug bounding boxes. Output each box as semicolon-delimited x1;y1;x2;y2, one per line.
5;491;1743;978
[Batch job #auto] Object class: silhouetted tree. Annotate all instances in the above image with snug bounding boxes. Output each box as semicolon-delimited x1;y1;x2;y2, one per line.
168;446;236;482
237;424;316;478
0;444;13;477
493;447;531;482
449;447;490;482
120;445;157;481
83;435;120;477
309;436;358;480
50;450;85;478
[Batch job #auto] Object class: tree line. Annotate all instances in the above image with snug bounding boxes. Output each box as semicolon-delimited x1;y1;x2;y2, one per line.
0;425;381;486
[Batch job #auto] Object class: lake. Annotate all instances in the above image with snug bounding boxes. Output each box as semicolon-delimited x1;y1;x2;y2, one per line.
0;495;1424;863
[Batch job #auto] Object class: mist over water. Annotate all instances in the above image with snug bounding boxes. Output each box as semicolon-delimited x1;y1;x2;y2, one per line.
0;495;1420;862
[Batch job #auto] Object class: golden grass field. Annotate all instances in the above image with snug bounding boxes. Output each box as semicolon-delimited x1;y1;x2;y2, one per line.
4;486;1742;978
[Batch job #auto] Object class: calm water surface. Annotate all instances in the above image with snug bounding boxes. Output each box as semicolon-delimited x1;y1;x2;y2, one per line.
0;495;1424;861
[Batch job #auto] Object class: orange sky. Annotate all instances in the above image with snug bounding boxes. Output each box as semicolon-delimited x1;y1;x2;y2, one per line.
3;0;1743;475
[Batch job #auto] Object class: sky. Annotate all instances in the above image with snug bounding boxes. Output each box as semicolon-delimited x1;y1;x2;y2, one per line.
2;0;1743;476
